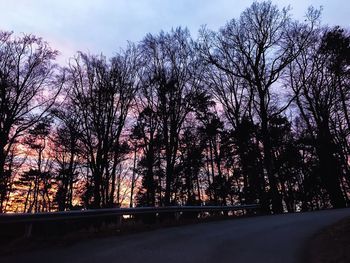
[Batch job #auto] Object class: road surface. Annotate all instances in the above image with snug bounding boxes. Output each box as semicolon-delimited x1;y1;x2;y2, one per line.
3;208;350;263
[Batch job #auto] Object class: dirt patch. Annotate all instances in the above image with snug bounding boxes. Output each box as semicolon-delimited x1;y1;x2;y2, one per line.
304;217;350;263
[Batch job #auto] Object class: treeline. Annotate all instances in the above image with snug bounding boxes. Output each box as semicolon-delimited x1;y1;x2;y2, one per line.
0;1;349;214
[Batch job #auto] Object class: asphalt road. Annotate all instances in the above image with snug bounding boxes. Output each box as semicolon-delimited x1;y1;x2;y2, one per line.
3;208;350;263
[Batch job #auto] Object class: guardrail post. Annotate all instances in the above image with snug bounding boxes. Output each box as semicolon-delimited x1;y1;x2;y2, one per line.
175;212;181;221
117;214;122;226
24;222;33;238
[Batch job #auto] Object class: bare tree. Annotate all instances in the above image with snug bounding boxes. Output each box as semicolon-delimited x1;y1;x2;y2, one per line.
66;46;139;208
136;28;203;206
0;31;61;212
288;27;349;208
51;104;81;211
198;2;319;213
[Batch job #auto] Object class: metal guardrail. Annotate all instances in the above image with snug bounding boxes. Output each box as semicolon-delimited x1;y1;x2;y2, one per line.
0;204;260;223
0;204;260;237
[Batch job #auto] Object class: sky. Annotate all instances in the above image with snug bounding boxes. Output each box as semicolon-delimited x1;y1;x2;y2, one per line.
1;0;349;63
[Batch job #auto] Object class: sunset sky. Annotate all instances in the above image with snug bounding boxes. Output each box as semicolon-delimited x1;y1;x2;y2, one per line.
1;0;349;63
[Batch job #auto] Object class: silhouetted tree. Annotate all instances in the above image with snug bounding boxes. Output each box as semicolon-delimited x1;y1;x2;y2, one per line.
289;27;350;208
21;118;54;212
198;1;320;213
0;31;61;212
66;47;139;208
176;128;204;205
51;106;81;211
136;28;203;206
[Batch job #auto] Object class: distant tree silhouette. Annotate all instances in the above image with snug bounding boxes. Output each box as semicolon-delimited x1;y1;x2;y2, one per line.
133;108;160;207
176;128;204;205
20;118;54;212
51;105;81;211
